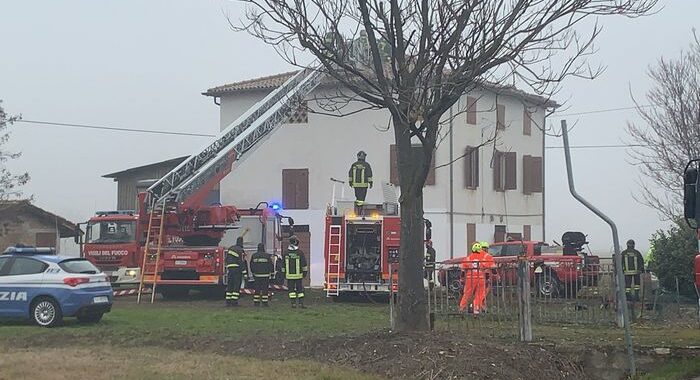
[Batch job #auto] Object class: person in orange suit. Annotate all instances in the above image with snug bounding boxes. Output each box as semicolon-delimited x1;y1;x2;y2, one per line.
459;242;495;314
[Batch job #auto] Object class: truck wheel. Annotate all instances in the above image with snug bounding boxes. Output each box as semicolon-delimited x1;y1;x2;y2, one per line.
77;312;104;324
536;273;561;298
31;297;63;327
160;286;189;300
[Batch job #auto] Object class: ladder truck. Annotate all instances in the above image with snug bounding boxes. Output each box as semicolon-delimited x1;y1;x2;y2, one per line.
682;160;700;300
79;67;322;300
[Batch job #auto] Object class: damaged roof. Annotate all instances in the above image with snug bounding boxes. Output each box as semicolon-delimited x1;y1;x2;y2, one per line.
0;200;78;237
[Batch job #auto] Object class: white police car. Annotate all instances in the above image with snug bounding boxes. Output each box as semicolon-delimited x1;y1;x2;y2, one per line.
0;246;113;327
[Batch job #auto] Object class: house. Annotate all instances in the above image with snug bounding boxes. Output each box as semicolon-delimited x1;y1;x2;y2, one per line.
0;200;78;252
106;71;556;285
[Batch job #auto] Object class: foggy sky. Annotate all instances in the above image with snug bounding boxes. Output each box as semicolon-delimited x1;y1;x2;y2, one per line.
1;0;698;255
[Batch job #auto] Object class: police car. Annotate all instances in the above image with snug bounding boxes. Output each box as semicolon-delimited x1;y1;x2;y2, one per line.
0;246;113;327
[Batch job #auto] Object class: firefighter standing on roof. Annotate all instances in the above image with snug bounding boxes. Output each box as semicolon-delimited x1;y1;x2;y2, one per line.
621;239;645;301
348;151;373;207
225;237;247;307
250;243;273;307
459;242;495;314
283;235;308;308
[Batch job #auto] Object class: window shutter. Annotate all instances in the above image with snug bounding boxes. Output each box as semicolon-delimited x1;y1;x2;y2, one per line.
523;109;532;135
466;96;477;125
532;156;543;193
467;223;476;248
523;155;532;194
505;152;517;190
282;169;309;209
464;147;479;189
496;104;506;130
494;225;506;243
390;145;399;185
493;151;502;191
282;169;295;209
297;169;309;209
524;225;532;241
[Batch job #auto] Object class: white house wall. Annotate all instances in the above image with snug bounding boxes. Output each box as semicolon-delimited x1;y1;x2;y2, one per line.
217;86;545;285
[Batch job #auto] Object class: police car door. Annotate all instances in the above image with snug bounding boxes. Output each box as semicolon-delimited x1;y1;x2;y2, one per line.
0;257;48;317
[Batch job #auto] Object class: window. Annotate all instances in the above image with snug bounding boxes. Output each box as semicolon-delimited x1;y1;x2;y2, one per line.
87;221;136;244
7;258;48;276
0;257;10;276
524;225;532;241
466;223;476;249
282;169;309;210
389;145;436;186
35;232;56;248
523;109;532;136
494;225;506;243
466;97;477;125
500;244;525;257
506;232;523;241
464;146;479;189
286;101;308;124
523;155;543;194
59;259;101;274
493;151;517;191
496;104;506;130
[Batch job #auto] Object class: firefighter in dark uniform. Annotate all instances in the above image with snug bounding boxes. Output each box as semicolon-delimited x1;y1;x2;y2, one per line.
283;235;308;308
424;219;436;289
348;151;373;209
225;237;247;307
250;243;273;307
621;239;645;301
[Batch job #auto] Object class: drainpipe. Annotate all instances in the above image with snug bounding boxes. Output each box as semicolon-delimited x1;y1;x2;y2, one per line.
449;106;454;259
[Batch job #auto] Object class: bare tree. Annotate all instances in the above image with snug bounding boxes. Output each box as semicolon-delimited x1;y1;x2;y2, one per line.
235;0;656;331
628;36;700;219
0;100;29;202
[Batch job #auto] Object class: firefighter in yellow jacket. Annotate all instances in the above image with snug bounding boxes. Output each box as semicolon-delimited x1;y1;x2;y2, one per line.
283;235;308;308
225;237;247;307
348;151;373;207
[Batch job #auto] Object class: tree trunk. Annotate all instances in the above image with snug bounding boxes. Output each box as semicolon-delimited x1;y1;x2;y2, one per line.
396;191;429;331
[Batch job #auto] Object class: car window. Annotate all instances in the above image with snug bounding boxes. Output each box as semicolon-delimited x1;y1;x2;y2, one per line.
488;245;503;257
491;244;526;257
59;259;101;274
7;257;48;276
0;257;10;275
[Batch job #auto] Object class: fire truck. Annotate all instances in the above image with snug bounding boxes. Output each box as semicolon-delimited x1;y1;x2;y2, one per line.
323;199;401;297
78;67;322;298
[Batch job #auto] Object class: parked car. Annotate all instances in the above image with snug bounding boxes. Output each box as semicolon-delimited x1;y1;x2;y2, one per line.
0;246;113;327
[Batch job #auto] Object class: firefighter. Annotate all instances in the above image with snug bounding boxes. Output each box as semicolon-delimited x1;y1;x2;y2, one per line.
348;151;373;209
283;235;308;308
621;239;645;301
459;242;495;314
250;243;273;307
424;219;436;289
225;237;247;307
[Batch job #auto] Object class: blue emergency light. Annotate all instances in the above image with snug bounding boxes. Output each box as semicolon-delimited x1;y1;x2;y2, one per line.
3;246;57;255
270;202;282;211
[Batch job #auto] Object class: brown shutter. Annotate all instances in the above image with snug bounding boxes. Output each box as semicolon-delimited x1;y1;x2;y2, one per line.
494;225;506;243
505;152;517;190
523;109;532;135
532;156;543;193
466;96;477;125
467;223;476;248
523;225;532;241
465;147;479;189
496;104;505;130
35;232;57;248
493;150;502;191
523;155;532;194
282;169;296;209
296;169;309;209
390;145;399;185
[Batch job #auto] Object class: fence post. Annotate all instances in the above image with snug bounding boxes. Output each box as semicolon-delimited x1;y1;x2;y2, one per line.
518;256;533;342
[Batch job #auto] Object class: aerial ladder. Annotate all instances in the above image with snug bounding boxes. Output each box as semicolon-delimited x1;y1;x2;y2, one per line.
136;66;323;302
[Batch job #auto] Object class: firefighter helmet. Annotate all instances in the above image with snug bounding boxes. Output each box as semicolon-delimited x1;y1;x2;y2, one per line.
289;235;300;249
357;150;367;160
480;241;490;250
626;239;635;248
471;242;482;253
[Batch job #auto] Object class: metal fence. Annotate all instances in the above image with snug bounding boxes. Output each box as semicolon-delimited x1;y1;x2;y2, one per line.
427;257;692;329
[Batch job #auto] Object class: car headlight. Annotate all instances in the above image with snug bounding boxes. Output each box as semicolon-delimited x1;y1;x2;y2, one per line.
125;269;138;277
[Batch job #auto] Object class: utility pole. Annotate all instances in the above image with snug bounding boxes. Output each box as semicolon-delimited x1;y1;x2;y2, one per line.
561;120;635;376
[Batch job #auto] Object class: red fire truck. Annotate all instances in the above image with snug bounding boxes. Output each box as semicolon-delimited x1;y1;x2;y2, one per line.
78;68;322;298
324;200;401;297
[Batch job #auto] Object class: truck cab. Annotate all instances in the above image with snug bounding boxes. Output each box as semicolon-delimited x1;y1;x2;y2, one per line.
82;211;141;286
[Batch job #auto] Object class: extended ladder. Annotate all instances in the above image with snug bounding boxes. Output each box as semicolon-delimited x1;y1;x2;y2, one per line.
146;67;323;208
136;199;167;304
326;225;343;296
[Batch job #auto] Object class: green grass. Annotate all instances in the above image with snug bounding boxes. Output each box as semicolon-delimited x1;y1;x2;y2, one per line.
640;358;700;380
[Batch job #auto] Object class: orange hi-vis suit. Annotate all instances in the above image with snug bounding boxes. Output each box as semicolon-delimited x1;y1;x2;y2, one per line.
459;245;495;313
